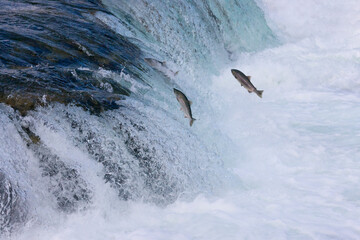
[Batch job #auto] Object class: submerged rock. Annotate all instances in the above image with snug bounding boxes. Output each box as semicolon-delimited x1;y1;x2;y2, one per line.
0;67;127;116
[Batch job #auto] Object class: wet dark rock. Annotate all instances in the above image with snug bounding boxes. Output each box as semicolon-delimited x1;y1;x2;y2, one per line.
21;126;41;145
0;67;126;116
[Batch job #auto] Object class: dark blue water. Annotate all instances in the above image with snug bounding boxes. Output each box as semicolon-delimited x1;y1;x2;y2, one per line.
0;0;146;114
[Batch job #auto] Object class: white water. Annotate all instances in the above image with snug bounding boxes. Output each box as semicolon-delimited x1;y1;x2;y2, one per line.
3;0;360;239
206;0;360;238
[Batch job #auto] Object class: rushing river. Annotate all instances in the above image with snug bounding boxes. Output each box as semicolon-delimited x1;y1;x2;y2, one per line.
1;0;360;239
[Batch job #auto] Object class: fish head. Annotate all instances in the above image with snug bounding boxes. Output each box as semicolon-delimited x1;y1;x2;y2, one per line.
173;88;182;100
231;69;239;78
174;88;185;96
173;88;188;106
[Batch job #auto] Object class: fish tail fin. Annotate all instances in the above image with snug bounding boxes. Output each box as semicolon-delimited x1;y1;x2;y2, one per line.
190;118;196;127
256;90;263;98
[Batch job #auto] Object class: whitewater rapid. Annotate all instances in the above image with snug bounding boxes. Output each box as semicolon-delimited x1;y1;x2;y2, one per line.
1;0;360;239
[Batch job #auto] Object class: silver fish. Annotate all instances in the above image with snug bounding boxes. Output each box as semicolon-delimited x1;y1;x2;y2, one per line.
231;69;263;98
144;58;179;77
173;88;196;126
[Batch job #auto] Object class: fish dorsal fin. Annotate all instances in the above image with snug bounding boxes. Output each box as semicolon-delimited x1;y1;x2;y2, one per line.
189;101;192;105
247;76;252;80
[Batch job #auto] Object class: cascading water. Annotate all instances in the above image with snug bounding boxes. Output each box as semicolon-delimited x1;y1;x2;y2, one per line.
1;0;360;239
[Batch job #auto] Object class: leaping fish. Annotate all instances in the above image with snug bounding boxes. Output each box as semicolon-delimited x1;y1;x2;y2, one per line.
173;88;196;126
231;69;263;98
144;58;179;78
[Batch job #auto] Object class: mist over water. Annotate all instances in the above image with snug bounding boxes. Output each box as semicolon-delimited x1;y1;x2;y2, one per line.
1;0;360;239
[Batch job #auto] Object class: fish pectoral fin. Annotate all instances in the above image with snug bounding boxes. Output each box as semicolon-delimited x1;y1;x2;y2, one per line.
247;76;252;80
